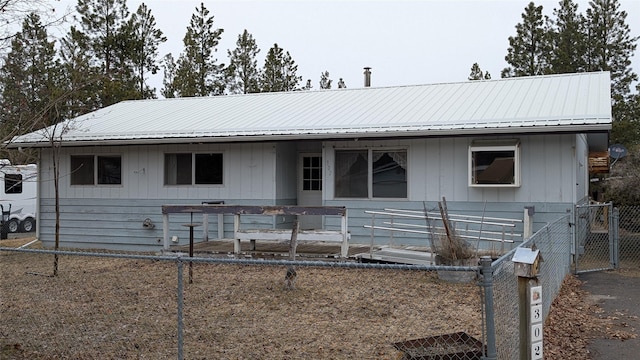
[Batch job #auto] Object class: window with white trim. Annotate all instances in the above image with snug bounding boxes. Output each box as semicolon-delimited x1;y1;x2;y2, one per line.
164;153;223;185
335;149;407;198
469;141;520;187
70;155;122;185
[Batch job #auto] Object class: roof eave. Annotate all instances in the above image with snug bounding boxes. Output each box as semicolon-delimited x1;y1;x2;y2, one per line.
7;123;611;148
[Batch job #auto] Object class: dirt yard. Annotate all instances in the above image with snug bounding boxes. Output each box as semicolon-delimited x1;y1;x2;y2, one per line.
0;238;636;359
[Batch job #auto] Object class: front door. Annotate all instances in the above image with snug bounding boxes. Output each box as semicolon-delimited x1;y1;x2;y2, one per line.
298;153;323;230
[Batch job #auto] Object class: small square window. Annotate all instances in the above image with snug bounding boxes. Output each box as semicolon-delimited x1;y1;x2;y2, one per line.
165;154;192;185
98;156;122;185
4;174;22;194
469;141;520;187
195;153;223;184
71;155;95;185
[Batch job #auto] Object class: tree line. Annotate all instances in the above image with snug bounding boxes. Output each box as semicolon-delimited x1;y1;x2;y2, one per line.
0;0;638;158
469;0;639;147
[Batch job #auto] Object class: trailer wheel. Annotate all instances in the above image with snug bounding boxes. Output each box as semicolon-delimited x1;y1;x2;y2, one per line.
20;217;35;233
5;219;19;233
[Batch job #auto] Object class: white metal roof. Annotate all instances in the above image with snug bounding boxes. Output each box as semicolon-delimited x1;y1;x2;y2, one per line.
10;72;612;148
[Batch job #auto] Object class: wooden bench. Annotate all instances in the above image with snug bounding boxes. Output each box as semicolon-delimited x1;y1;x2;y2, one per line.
162;205;350;258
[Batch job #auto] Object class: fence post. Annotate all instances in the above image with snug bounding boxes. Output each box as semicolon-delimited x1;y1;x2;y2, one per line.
611;207;620;269
177;258;184;360
480;256;498;360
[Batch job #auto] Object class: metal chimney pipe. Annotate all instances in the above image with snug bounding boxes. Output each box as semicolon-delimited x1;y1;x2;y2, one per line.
363;67;371;87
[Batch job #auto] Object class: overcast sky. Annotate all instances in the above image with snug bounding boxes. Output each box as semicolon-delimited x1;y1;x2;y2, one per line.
58;0;640;93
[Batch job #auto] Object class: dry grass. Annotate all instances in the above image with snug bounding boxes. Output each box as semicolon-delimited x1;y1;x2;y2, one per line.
2;238;636;359
1;240;481;359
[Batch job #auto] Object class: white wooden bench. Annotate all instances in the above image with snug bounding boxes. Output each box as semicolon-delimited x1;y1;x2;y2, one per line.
162;205;350;258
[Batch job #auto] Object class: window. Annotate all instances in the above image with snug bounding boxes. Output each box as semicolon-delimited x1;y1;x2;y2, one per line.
335;149;407;198
165;153;223;185
469;141;520;187
71;155;122;185
372;150;407;198
98;156;122;184
4;174;22;194
302;156;322;191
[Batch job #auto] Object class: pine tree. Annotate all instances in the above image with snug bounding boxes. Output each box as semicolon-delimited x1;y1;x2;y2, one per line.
502;2;551;77
319;71;332;89
0;0;62;57
584;0;639;148
172;2;225;97
611;89;640;146
260;43;301;92
585;0;638;105
59;26;102;118
75;0;138;106
160;53;178;98
468;63;491;80
548;0;588;74
226;29;260;94
129;3;166;99
0;13;64;138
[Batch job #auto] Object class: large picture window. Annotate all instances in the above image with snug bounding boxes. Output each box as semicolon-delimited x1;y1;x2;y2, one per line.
335;149;407;198
469;141;520;187
71;155;122;185
165;153;223;185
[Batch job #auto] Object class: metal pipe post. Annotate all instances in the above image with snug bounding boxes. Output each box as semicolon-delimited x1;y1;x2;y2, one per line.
177;259;184;360
480;256;497;360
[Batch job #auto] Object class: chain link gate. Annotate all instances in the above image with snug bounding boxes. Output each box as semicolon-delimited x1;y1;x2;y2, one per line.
574;202;618;273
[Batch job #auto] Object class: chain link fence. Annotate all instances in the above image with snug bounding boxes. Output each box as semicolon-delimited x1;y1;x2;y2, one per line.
1;212;583;359
1;244;487;360
574;203;614;273
616;206;640;271
573;204;640;273
489;214;573;360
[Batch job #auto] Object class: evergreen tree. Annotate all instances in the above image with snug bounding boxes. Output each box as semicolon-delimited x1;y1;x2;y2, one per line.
160;53;177;98
319;70;332;89
129;3;166;99
260;43;301;92
0;13;64;138
584;0;639;149
337;78;346;88
585;0;638;105
226;29;260;94
548;0;588;74
59;26;102;117
611;90;640;146
0;0;62;57
75;0;138;106
502;2;551;77
172;2;225;97
468;63;491;80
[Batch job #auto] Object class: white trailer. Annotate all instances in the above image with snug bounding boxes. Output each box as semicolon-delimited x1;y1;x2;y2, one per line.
0;160;37;233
